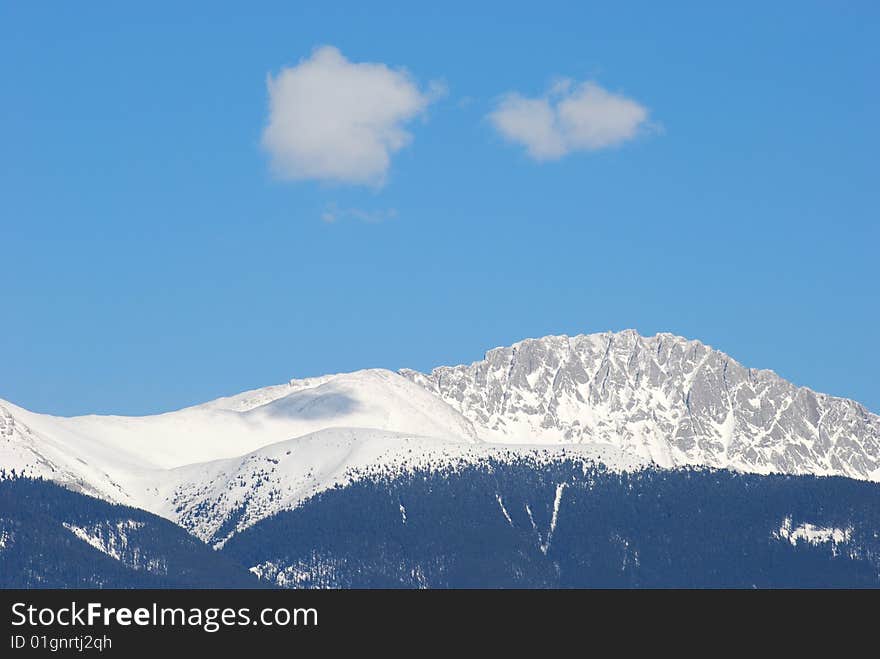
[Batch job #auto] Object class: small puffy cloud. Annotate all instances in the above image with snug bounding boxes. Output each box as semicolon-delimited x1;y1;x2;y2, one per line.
488;79;651;161
262;46;440;186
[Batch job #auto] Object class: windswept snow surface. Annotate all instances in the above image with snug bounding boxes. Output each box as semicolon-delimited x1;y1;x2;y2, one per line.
3;369;478;470
0;369;478;499
3;330;880;543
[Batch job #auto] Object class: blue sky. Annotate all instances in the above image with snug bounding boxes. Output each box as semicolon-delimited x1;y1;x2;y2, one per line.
1;2;878;416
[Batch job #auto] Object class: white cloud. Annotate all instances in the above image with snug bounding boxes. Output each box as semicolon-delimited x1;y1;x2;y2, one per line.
262;46;440;186
321;203;398;224
488;79;651;161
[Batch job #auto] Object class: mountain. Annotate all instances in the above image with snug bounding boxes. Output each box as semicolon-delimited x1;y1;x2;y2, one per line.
0;478;260;588
1;329;879;554
0;368;478;471
401;330;880;481
0;369;481;508
2;366;639;543
159;429;642;545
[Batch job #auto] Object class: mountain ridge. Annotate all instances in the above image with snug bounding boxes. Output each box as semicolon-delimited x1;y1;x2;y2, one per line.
400;330;880;481
2;329;879;547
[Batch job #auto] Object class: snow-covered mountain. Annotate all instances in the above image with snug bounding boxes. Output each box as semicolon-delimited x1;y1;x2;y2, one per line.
0;366;641;541
2;329;879;546
159;429;642;544
0;369;480;502
2;368;478;470
401;330;880;481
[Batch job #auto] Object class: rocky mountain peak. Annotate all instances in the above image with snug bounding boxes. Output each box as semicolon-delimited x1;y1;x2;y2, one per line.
401;330;880;480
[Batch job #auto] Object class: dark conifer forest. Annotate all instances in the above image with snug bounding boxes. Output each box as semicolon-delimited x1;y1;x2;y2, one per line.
0;479;259;588
223;460;880;588
3;462;880;588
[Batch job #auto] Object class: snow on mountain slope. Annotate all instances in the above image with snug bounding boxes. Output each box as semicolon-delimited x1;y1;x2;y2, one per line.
0;369;481;518
148;427;646;545
400;330;880;481
0;368;478;482
0;399;153;503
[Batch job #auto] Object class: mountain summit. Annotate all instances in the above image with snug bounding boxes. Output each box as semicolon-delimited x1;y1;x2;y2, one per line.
401;330;880;481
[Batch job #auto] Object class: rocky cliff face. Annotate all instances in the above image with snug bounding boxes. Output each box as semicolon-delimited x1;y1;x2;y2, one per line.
401;330;880;481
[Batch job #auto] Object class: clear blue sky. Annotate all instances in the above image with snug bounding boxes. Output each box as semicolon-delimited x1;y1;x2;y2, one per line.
1;1;878;416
